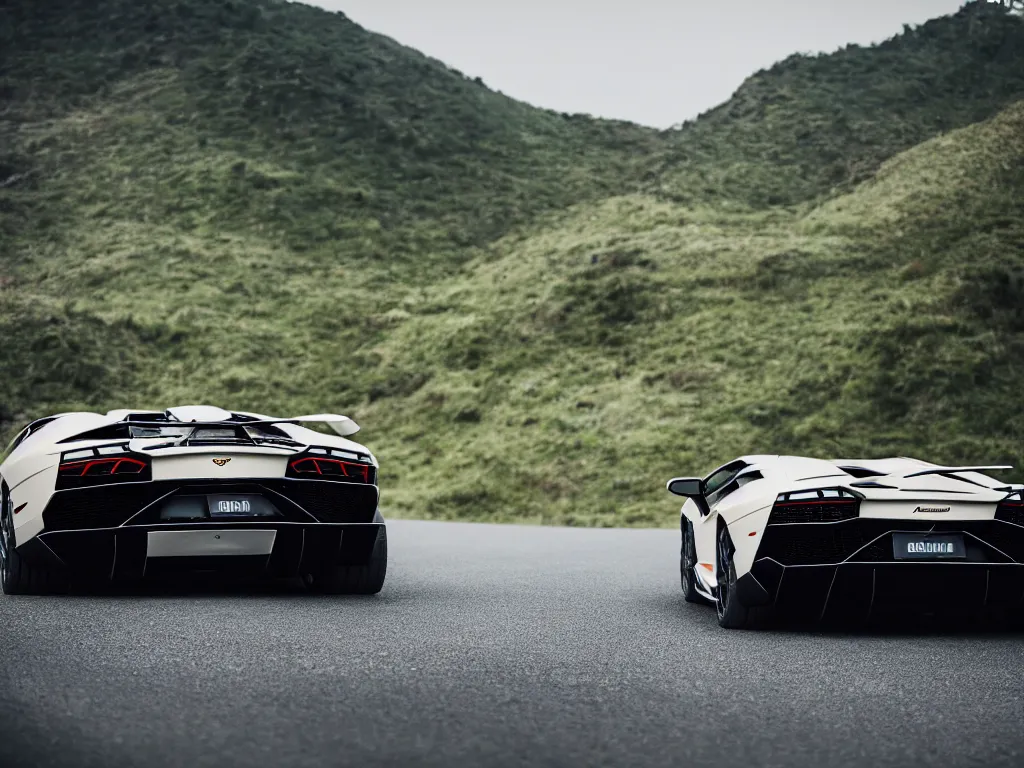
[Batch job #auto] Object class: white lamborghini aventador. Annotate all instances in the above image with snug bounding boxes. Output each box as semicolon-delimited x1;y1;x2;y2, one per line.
668;455;1024;628
0;405;386;595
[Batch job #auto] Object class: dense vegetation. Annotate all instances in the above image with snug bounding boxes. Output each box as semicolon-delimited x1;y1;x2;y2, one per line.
650;4;1024;206
1;0;1022;524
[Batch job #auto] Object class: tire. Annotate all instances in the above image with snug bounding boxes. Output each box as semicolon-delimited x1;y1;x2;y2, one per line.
681;519;712;605
0;484;67;596
716;523;753;629
308;526;387;595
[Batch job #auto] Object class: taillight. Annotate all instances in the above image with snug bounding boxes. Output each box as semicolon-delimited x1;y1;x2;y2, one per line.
768;488;861;524
287;449;376;484
58;457;146;478
996;491;1024;526
56;446;151;490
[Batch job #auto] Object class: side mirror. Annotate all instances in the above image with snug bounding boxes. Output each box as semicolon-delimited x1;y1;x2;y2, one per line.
666;477;705;498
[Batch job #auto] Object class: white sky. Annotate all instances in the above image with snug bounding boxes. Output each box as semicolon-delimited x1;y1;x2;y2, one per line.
307;0;968;128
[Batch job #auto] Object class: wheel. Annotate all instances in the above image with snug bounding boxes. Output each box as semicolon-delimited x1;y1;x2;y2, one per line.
0;483;67;596
716;523;753;629
307;526;387;595
681;519;712;604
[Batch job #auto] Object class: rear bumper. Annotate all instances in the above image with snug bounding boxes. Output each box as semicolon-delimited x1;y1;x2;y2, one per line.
17;521;384;580
740;517;1024;619
740;560;1024;620
41;478;380;531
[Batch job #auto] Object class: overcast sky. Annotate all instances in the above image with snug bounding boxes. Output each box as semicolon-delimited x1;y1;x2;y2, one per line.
307;0;968;128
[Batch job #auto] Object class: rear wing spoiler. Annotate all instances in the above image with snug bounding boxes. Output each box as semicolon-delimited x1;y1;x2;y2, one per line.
285;414;360;437
54;413;363;447
119;415;360;438
903;465;1013;478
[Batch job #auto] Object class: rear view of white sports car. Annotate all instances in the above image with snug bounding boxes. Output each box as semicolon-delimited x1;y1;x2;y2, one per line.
668;455;1024;628
0;405;386;595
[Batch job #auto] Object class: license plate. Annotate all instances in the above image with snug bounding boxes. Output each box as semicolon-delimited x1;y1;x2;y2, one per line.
892;532;966;560
147;529;277;558
207;495;280;519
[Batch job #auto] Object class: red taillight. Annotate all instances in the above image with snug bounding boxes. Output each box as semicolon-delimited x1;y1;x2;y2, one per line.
996;493;1024;526
768;489;861;524
55;450;151;490
289;457;371;483
58;457;147;477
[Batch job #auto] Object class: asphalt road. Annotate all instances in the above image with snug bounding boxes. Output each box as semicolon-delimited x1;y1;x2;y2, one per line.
2;520;1023;768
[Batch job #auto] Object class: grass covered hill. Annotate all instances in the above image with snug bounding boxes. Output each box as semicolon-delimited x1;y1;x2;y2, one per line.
1;0;658;255
1;0;1022;525
649;2;1024;208
383;100;1022;525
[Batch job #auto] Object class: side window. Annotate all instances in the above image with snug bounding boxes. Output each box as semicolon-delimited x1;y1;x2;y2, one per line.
711;470;764;507
8;426;31;452
6;417;57;454
704;461;750;508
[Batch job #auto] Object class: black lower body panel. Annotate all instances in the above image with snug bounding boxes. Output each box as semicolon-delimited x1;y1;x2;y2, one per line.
18;522;384;582
42;479;380;531
740;559;1024;622
739;521;1024;622
25;477;383;583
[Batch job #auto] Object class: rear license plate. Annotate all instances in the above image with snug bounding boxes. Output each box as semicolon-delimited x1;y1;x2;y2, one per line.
147;529;277;558
892;532;966;560
207;495;279;519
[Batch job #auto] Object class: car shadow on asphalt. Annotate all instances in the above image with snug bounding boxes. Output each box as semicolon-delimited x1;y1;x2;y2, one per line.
647;592;1024;637
58;574;411;601
789;614;1024;638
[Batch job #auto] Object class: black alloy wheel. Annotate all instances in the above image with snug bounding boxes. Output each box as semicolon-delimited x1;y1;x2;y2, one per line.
0;486;12;588
681;519;711;604
716;523;753;629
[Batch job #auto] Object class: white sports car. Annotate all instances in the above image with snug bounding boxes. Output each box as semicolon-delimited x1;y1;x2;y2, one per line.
0;405;386;595
667;455;1024;628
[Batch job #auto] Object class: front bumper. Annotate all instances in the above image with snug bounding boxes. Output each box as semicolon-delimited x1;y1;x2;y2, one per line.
739;519;1024;619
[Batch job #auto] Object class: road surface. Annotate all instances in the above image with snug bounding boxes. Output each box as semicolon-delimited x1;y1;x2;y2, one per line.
2;520;1023;767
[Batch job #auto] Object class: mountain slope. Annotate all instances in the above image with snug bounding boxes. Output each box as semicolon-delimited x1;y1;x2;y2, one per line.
348;100;1024;524
1;1;1023;525
650;1;1024;207
0;0;657;435
1;0;658;252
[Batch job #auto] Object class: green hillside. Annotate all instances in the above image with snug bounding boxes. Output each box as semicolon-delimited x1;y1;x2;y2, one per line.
649;2;1024;207
1;0;1023;525
361;101;1024;525
0;0;656;258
